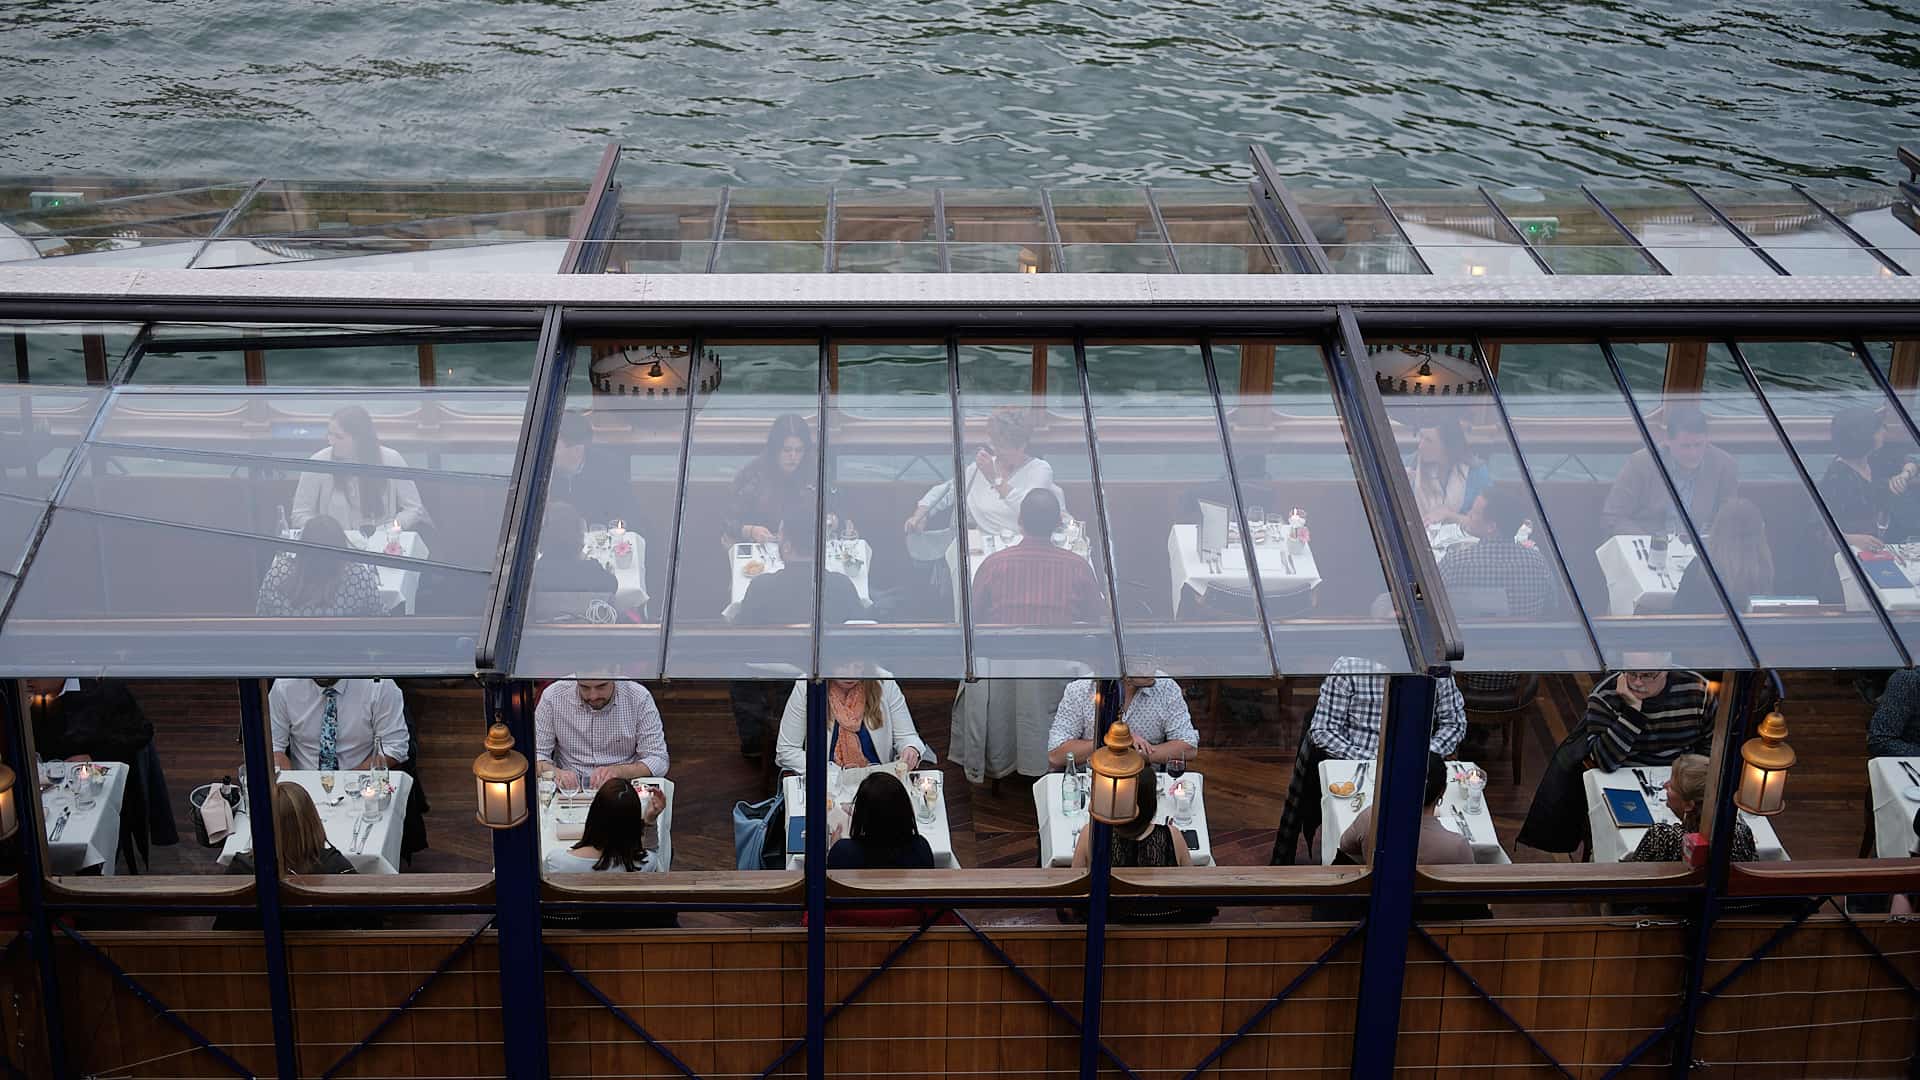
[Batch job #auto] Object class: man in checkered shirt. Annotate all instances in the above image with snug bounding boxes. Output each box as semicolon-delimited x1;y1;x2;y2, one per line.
535;678;669;790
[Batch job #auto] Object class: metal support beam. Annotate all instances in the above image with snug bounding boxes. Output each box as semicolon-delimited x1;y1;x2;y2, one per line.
1477;185;1556;276
1080;679;1120;1080
3;680;68;1079
561;143;625;276
1683;184;1789;276
1073;340;1132;670
1350;673;1439;1079
804;679;828;1080
1248;145;1333;275
1368;185;1433;275
237;678;301;1079
487;681;549;1080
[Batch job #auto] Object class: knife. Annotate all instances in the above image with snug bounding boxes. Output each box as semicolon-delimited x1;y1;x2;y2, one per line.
1900;760;1920;786
49;807;70;842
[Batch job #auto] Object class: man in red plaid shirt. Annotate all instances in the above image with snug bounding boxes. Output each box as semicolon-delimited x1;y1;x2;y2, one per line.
972;489;1104;625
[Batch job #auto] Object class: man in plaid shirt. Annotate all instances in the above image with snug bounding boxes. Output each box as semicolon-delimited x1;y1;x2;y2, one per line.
972;489;1104;626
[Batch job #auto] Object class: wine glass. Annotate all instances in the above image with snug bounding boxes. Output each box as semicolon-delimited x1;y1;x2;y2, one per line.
558;770;581;797
1166;757;1187;782
319;771;336;796
1245;506;1264;543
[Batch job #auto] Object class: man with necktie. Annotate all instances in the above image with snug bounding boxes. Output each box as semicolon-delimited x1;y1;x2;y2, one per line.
269;678;409;772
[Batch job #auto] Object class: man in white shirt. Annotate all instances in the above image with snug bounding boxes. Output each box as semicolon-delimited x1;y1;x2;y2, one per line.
534;679;670;789
1046;675;1199;769
269;678;409;771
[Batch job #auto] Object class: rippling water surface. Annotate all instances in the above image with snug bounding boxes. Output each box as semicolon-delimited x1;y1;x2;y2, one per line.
2;0;1917;186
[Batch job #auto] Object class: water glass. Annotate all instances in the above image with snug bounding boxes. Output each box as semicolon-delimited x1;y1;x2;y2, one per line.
1172;783;1196;826
1245;506;1265;542
1460;765;1488;815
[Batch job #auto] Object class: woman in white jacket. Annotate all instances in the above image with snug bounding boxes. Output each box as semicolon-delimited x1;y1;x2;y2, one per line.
904;406;1063;538
290;405;431;536
775;677;934;777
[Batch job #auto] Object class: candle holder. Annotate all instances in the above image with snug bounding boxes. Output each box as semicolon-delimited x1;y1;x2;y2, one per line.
915;775;939;823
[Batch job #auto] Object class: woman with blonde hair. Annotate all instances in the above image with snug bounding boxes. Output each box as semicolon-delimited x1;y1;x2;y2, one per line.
774;671;933;777
1672;497;1772;614
228;781;355;877
906;406;1065;538
1622;753;1756;864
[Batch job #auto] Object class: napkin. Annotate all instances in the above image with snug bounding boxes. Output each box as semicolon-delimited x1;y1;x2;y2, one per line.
201;786;234;843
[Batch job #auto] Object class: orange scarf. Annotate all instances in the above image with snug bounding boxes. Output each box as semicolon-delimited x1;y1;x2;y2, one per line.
829;683;872;769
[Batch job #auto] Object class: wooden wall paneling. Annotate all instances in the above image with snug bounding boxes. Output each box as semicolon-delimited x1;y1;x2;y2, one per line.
111;942;192;1079
1582;927;1683;1078
1099;934;1163;1074
1537;929;1599;1070
598;938;650;1078
1211;931;1278;1075
710;938;788;1079
1800;926;1871;1077
824;936;890;1077
542;943;596;1080
780;940;806;1078
1848;920;1919;1074
943;933;1004;1077
209;941;275;1079
1158;935;1228;1073
1279;933;1358;1078
641;940;718;1077
1740;934;1815;1077
878;936;948;1077
1430;928;1508;1073
1395;933;1446;1080
1692;924;1756;1071
406;940;481;1080
1039;934;1084;1077
1492;929;1550;1077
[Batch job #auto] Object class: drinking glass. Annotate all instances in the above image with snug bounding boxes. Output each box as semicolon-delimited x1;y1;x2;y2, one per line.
558;770;581;797
319;771;336;796
1172;783;1196;825
1266;511;1285;537
1245;506;1264;542
1166;757;1187;781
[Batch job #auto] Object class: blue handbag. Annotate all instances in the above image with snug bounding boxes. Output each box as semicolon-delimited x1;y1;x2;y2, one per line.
732;790;786;871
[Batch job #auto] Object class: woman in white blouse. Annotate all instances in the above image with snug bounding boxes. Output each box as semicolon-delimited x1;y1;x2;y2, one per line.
290;405;431;536
905;407;1064;538
775;676;934;777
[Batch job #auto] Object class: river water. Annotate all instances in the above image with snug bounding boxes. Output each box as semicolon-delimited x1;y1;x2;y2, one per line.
3;0;1918;187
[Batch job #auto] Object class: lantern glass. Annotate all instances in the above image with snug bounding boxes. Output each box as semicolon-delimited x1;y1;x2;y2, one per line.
1088;769;1138;825
476;773;527;828
0;778;15;841
1735;760;1788;816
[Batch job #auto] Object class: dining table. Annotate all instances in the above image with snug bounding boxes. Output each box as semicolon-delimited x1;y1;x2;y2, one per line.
1866;757;1920;859
282;527;426;614
585;527;648;613
783;766;957;869
39;759;129;876
724;538;873;619
1839;547;1920;613
1166;524;1319;616
218;769;414;875
1031;770;1212;868
1317;759;1510;865
1597;534;1698;616
1583;765;1787;863
540;776;675;872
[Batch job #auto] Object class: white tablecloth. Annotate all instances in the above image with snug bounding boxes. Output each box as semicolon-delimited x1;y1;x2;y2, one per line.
1583;766;1786;864
540;777;675;872
218;770;413;875
284;528;425;613
725;539;872;617
586;529;648;612
1317;760;1509;866
1867;757;1920;859
1839;550;1920;612
40;760;128;876
783;769;956;869
1031;771;1212;868
1166;524;1319;615
1597;535;1697;616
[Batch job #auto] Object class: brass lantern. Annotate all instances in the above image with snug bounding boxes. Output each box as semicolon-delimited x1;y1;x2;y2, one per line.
1734;710;1795;816
473;723;530;829
0;762;16;841
1087;721;1147;825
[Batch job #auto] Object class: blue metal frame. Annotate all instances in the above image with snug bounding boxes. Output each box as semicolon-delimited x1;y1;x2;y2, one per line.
58;923;256;1077
323;917;496;1079
548;945;706;1080
1080;680;1120;1080
2;680;66;1080
804;679;828;1080
489;680;549;1080
236;677;301;1079
1181;920;1364;1080
1411;925;1576;1079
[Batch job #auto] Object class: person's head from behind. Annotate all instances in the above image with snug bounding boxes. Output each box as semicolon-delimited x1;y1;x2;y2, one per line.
1416;420;1469;471
327;405;380;464
543;501;587;559
1465;485;1527;542
555;413;592;476
1121;764;1162;834
1664;753;1712;830
849;773;919;853
986;407;1034;464
273;781;333;874
577;778;649;871
1707;497;1773;597
290;516;353;596
1830;405;1885;463
1664;407;1712;471
763;414;814;478
777;508;818;563
1018;487;1062;540
1422;752;1449;810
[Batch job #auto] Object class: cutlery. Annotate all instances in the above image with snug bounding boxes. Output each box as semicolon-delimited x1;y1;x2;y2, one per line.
1900;760;1920;787
1632;768;1654;799
1350;763;1369;811
49;807;70;842
1451;805;1472;841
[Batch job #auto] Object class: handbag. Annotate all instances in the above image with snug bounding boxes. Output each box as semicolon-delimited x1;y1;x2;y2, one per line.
732;790;787;871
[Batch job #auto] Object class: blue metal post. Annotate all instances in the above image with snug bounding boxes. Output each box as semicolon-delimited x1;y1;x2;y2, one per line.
1080;679;1121;1080
236;678;301;1080
4;681;68;1079
804;679;828;1080
1350;673;1439;1079
488;681;549;1080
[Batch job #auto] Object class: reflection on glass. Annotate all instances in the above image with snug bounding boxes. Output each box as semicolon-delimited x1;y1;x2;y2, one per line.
1491;342;1748;670
834;191;940;272
1367;342;1595;673
1801;186;1920;273
1290;188;1423;274
0;181;249;267
133;326;539;387
1050;189;1174;273
1376;189;1543;277
1586;188;1775;276
607;188;723;274
1152;189;1285;274
1696;189;1889;276
710;189;828;273
1;321;142;385
0;381;109;574
1485;188;1662;275
942;189;1052;273
1215;342;1412;673
1611;340;1904;668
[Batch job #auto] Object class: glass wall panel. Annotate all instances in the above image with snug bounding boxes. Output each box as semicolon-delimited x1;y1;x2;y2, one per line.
662;343;823;678
1366;341;1597;673
3;321;143;385
709;189;827;273
1586;188;1775;276
1215;342;1412;673
956;341;1119;679
605;187;723;274
1484;188;1662;275
1376;189;1543;278
1050;189;1174;273
1082;342;1271;678
1801;186;1920;272
1151;189;1284;274
515;338;696;680
942;190;1053;273
1697;189;1889;276
0;381;108;577
1290;188;1423;274
833;191;940;272
819;343;961;676
133;324;538;387
0;180;248;267
1611;340;1904;668
1490;342;1750;670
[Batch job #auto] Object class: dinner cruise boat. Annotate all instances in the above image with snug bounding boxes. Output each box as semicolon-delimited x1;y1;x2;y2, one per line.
0;144;1913;1078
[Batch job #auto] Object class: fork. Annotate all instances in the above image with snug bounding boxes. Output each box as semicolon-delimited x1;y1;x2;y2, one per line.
1350;763;1369;811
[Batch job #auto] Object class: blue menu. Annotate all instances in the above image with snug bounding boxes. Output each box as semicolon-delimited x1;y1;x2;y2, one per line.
786;817;806;855
1602;787;1656;829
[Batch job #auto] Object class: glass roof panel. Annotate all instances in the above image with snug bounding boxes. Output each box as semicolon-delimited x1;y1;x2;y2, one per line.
1289;188;1424;274
956;342;1121;678
194;180;586;272
1081;342;1271;677
941;189;1052;273
132;324;539;388
514;338;695;680
1366;342;1598;672
4;321;144;385
1483;188;1660;275
1150;189;1283;274
1801;186;1919;273
1611;340;1904;668
0;180;249;267
1586;188;1775;276
710;189;827;273
0;493;41;577
605;187;723;274
662;343;823;678
1214;342;1414;672
1049;189;1174;273
1376;189;1544;278
817;343;962;677
1489;341;1750;670
0;383;107;505
1694;189;1887;276
833;191;941;273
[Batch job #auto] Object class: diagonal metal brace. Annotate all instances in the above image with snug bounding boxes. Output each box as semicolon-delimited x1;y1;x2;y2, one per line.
322;917;495;1079
953;911;1143;1080
58;923;255;1078
1181;919;1365;1080
1832;902;1919;1000
1414;924;1576;1080
758;907;944;1079
548;945;705;1080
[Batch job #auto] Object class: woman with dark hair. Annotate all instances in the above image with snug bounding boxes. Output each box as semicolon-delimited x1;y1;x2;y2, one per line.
1820;406;1889;550
256;515;383;616
726;413;816;546
291;404;430;537
1408;419;1489;528
826;772;935;870
543;778;666;873
1672;497;1773;614
1069;769;1208;922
